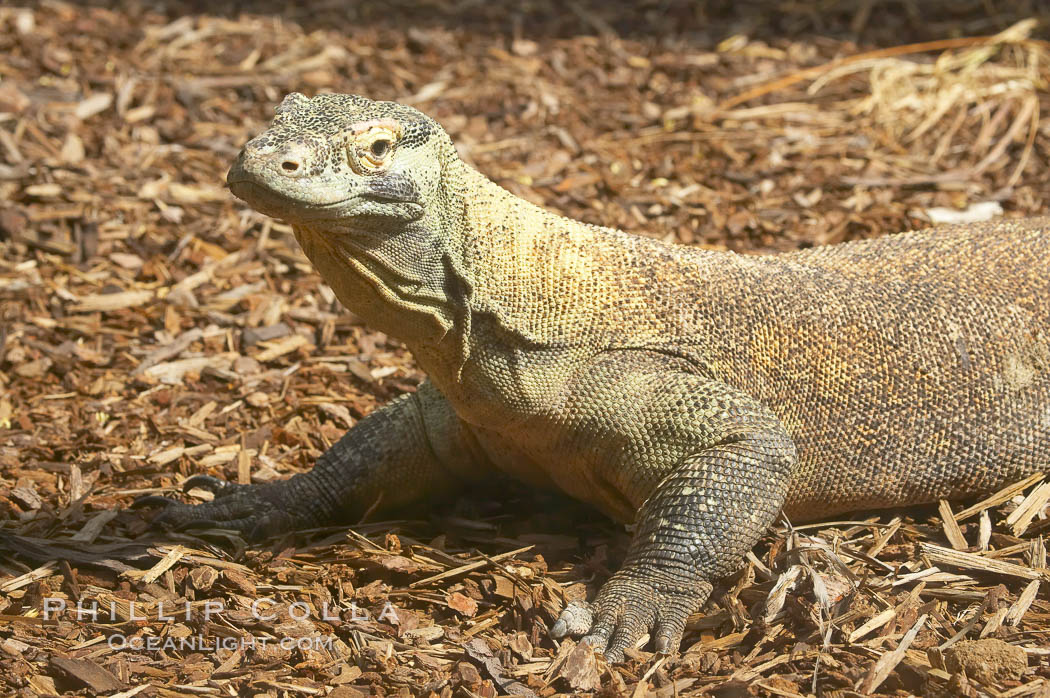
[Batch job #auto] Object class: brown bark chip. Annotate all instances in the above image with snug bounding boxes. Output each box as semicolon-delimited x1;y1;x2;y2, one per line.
944;639;1028;685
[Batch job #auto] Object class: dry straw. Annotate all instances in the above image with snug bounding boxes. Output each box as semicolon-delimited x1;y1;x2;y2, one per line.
722;19;1048;188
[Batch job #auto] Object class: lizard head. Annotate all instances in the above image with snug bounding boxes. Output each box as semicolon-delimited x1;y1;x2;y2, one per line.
228;92;473;362
227;92;449;229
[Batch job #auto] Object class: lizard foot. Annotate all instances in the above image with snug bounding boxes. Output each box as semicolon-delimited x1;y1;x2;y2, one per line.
550;570;710;662
133;474;311;540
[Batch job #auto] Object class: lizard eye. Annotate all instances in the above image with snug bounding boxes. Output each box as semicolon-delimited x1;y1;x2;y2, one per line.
370;139;390;158
348;126;399;174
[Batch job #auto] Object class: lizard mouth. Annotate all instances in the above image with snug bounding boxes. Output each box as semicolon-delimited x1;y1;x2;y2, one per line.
228;179;422;224
227;178;350;213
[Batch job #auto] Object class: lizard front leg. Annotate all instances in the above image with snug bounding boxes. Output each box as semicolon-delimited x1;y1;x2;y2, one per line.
136;381;485;539
548;353;796;660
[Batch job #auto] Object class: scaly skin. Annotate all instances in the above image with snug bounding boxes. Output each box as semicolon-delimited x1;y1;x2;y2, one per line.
140;93;1050;661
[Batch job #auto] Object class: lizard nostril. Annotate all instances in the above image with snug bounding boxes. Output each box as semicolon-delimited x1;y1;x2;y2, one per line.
281;160;300;173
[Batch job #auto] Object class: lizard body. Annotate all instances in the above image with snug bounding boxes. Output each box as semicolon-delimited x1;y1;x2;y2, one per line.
142;93;1050;660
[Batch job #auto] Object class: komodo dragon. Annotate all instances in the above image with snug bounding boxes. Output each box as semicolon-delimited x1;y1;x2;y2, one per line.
139;92;1050;661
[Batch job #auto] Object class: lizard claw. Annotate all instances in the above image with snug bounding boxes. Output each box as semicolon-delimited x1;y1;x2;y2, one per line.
133;475;244;511
180;474;241;496
131;495;184;508
552;571;709;662
550;600;594;639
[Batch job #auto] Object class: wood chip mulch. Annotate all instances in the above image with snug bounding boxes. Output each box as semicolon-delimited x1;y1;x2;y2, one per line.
1;2;1049;696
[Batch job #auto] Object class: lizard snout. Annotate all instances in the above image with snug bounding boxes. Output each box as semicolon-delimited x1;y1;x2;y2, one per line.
233;136;316;181
273;142;311;178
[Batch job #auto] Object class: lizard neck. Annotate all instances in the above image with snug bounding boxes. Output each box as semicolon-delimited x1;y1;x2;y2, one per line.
291;190;472;369
453;163;620;345
294;155;687;394
328;158;619;387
